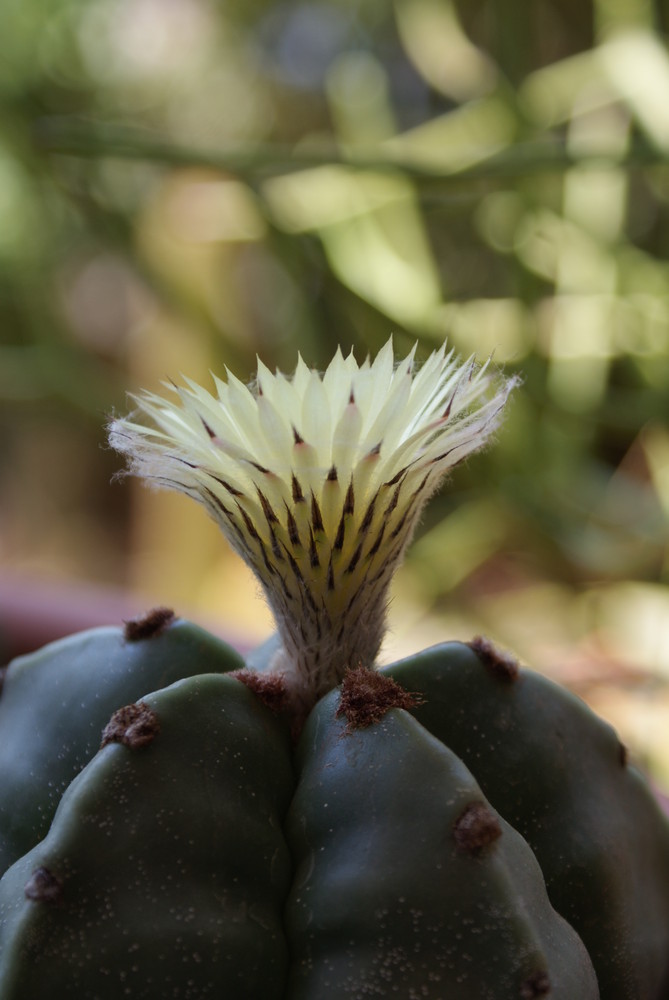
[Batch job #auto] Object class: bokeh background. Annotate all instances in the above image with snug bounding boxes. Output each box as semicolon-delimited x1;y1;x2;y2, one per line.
2;0;669;781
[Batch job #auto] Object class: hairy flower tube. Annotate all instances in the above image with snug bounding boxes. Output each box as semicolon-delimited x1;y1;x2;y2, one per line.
109;338;517;713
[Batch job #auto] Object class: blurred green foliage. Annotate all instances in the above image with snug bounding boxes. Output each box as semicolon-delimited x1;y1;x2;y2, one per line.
3;0;669;768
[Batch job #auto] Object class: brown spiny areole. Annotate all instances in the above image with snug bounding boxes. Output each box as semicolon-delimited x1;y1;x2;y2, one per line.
101;702;160;750
336;666;423;731
468;635;520;682
123;607;176;642
230;669;290;715
453;801;502;855
24;866;63;904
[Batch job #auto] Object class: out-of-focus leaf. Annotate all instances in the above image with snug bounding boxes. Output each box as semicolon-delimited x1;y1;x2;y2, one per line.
395;0;498;101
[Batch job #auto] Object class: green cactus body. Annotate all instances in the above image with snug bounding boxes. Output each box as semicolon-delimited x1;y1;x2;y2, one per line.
383;641;669;1000
0;611;243;875
286;689;599;1000
0;673;293;1000
0;646;606;1000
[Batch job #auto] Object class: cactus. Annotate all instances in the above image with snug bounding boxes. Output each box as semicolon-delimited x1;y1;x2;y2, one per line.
1;338;668;999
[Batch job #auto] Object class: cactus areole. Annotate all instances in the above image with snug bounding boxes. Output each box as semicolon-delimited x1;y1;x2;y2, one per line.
0;340;668;1000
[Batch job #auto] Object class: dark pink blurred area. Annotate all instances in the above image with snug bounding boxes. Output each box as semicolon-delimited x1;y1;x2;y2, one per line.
0;574;252;665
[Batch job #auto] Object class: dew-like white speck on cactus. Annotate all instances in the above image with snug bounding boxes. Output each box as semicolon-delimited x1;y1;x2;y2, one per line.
109;338;517;713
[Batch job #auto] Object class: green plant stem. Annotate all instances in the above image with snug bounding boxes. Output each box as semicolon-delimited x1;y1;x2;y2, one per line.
33;117;668;188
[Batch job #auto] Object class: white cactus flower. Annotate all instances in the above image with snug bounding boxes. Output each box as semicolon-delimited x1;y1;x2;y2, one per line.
109;338;516;712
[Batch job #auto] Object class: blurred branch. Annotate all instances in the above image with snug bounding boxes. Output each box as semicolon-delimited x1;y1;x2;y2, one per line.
33;117;669;187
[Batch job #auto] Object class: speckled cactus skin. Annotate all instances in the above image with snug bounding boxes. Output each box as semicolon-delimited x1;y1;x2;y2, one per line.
383;642;669;1000
0;672;293;1000
286;688;598;999
0;617;668;999
0;610;243;876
